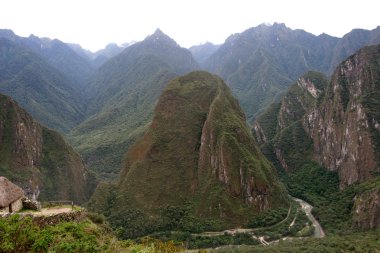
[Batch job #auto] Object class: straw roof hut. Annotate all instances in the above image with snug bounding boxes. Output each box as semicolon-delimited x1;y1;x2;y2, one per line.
0;177;24;213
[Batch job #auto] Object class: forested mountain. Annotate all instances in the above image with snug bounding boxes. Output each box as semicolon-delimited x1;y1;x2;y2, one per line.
190;42;220;65
0;29;94;88
202;23;380;122
0;93;97;203
0;38;85;133
69;29;198;178
88;71;288;237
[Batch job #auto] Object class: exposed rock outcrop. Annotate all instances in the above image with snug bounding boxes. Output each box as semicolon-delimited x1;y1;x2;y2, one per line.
305;45;380;189
0;93;97;203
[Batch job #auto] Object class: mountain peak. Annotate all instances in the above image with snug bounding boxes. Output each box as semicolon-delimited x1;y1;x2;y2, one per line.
153;28;164;35
144;28;178;47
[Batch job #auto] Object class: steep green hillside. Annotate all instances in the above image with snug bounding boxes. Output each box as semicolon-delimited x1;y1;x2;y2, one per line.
88;71;288;238
0;38;85;133
69;29;197;178
0;93;96;203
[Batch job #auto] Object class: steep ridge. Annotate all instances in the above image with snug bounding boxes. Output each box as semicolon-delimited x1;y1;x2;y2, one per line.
203;23;380;122
69;29;197;178
88;71;288;237
0;93;96;203
0;38;85;133
329;26;380;73
0;29;94;88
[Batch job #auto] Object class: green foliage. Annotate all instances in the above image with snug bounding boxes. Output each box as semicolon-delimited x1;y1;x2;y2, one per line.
283;162;339;206
247;207;288;228
283;162;380;233
0;215;38;253
149;232;259;249
0;214;141;253
273;121;313;170
85;212;106;225
211;230;380;253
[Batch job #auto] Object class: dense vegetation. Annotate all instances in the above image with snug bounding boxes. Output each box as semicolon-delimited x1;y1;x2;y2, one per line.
283;161;380;233
0;214;184;253
211;231;380;253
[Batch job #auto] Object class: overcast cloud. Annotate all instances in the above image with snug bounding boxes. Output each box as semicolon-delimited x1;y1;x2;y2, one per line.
0;0;379;51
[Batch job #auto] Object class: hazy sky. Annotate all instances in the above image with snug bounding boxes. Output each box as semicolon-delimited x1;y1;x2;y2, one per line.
0;0;379;52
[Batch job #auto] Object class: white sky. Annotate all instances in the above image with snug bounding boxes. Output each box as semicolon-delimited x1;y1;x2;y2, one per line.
0;0;379;52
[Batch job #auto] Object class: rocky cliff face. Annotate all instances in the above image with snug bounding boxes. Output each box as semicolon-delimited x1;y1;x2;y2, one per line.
0;93;96;203
253;45;380;229
90;71;287;230
254;46;379;188
352;183;380;229
305;45;380;189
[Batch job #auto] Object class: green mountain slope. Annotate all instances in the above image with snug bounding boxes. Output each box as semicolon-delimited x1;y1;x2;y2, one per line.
69;29;197;178
88;71;288;237
0;29;94;88
0;93;96;203
190;42;220;65
203;23;380;122
0;38;85;133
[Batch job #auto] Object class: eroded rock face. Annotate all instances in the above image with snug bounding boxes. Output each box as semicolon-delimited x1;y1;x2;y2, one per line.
352;187;380;229
305;46;379;189
0;93;95;203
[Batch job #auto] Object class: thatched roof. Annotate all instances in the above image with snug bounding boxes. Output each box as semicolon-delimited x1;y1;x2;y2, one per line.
0;177;24;208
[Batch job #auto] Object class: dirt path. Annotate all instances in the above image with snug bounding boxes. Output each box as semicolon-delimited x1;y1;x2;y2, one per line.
22;207;73;216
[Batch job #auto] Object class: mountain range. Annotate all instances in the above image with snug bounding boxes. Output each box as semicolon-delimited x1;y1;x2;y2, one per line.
0;23;379;245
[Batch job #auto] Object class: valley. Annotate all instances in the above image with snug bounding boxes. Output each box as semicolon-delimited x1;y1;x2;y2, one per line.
0;23;379;252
